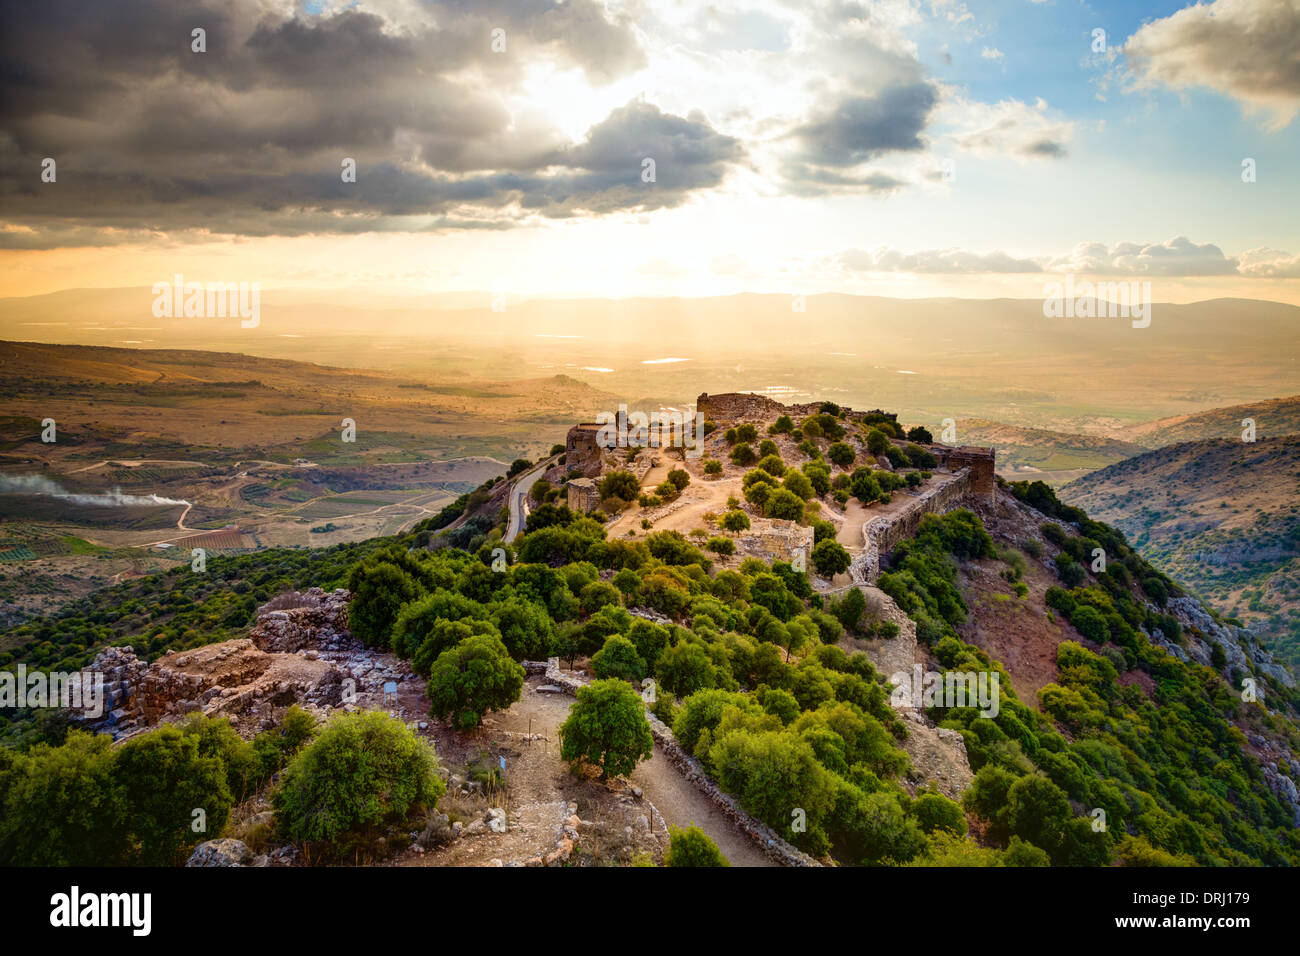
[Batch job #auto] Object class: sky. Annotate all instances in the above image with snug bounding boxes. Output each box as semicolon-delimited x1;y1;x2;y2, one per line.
1;0;1299;302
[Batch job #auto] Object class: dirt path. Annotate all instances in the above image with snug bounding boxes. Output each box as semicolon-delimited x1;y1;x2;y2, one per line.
630;745;775;867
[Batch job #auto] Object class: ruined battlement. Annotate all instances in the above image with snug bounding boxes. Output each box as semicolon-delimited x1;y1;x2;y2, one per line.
696;391;897;424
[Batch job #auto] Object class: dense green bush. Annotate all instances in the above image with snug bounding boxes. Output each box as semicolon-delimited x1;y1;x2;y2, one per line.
666;825;729;866
274;711;445;851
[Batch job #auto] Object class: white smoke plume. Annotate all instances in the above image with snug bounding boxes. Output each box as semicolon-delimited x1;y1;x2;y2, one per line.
0;474;190;507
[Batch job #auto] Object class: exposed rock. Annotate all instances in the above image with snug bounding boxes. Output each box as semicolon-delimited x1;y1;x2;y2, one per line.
186;839;253;867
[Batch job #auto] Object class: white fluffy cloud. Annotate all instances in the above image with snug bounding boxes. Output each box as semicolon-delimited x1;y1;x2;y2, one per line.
1046;237;1240;276
1124;0;1300;129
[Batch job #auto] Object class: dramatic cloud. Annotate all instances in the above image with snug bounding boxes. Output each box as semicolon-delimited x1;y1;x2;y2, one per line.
0;0;746;243
1124;0;1300;129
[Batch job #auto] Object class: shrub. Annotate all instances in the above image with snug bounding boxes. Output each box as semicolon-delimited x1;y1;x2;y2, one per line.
347;561;421;647
778;469;810;501
666;468;691;492
906;426;933;444
559;679;654;780
706;536;736;556
0;731;129;866
827;442;856;468
598;470;642;503
1069;605;1109;643
760;687;802;725
756;454;786;477
113;724;234;865
730;443;757;466
274;711;445;848
425;634;525;728
657;641;721;697
758;439;779;458
736;424;758;443
764;488;805;521
865;429;890;456
721;510;751;532
666;825;729;866
904;444;937;468
836;587;866;631
591;634;648;682
703;459;723;476
912;792;968;835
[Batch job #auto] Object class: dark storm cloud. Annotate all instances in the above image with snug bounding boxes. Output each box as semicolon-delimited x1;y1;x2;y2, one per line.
0;0;741;245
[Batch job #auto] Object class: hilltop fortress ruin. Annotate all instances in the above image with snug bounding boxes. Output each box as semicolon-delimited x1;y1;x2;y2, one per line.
559;392;995;574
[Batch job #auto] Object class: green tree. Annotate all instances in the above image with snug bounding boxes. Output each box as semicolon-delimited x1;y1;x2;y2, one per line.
426;634;526;728
113;724;233;865
559;679;654;780
598;470;641;504
836;587;866;631
1006;773;1071;856
0;731;129;866
347;561;421;647
866;429;891;456
591;634;648;681
827;442;856;468
812;539;851;577
665;825;729;866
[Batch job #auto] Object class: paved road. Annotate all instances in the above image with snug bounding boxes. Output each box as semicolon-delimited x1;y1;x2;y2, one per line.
503;460;551;543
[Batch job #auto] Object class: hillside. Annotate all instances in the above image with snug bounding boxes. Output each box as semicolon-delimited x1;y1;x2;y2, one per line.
1062;436;1300;668
1120;395;1300;448
955;419;1148;485
5;394;1298;870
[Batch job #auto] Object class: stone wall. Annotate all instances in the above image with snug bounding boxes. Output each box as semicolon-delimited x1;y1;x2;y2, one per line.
851;470;974;584
696;392;792;422
696;391;898;426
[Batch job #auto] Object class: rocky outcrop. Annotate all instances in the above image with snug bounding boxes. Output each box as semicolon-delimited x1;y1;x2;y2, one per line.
1167;596;1295;689
186;839;253;867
